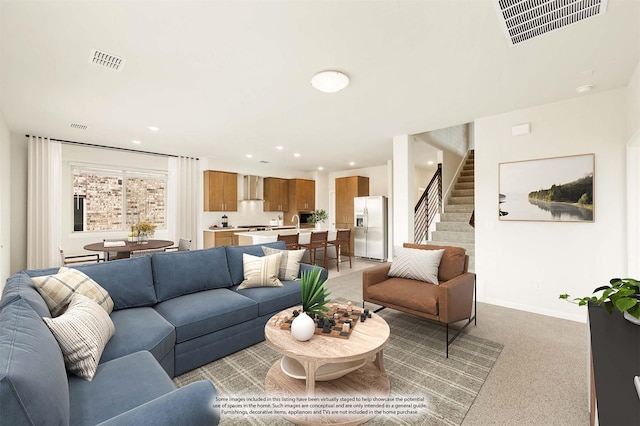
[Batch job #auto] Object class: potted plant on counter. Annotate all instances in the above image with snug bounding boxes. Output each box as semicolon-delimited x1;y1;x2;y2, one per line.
560;277;640;325
290;267;331;341
307;209;328;230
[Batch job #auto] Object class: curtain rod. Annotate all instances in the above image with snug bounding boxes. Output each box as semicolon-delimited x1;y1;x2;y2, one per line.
25;134;199;160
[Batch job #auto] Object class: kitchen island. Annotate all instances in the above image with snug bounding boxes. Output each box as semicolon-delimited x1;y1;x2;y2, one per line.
235;229;337;246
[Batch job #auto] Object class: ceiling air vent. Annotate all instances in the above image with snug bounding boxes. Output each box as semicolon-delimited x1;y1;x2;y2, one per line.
89;49;126;71
70;123;87;130
496;0;608;46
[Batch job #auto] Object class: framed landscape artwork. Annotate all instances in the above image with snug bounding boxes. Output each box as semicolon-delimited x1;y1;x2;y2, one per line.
498;154;594;222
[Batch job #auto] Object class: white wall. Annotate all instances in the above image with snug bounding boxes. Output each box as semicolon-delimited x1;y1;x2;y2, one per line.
474;88;627;322
0;114;10;291
627;60;640;277
10;133;27;275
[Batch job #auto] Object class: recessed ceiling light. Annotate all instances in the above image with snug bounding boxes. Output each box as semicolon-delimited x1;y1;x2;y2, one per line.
294;153;301;158
576;84;594;94
132;140;142;145
246;154;253;158
276;145;284;150
311;70;350;93
318;166;324;171
428;161;434;165
148;126;160;132
349;161;355;166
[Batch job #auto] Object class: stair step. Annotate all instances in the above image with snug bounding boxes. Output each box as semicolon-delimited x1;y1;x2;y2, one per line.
435;222;474;232
451;188;474;197
431;230;475;244
458;175;474;183
449;196;474;205
455;182;475;190
441;212;473;222
444;204;474;213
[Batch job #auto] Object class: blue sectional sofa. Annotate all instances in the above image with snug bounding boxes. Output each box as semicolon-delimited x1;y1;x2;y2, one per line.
0;241;326;425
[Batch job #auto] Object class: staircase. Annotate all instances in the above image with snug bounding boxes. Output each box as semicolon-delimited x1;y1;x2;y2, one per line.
430;150;475;271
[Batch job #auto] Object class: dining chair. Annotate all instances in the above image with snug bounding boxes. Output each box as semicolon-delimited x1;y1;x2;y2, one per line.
298;230;328;269
165;238;192;252
130;248;166;258
277;233;299;250
103;238;127;261
59;247;103;266
327;228;352;272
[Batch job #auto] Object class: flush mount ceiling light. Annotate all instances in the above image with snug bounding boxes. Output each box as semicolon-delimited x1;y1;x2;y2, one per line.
576;84;594;94
311;70;350;93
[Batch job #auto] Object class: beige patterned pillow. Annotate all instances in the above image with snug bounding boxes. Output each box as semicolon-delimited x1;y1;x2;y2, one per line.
238;253;283;289
388;246;445;284
31;267;114;317
261;247;305;281
43;293;115;381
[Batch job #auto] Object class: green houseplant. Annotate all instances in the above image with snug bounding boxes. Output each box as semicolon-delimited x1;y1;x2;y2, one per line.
560;277;640;320
300;266;331;317
307;209;328;226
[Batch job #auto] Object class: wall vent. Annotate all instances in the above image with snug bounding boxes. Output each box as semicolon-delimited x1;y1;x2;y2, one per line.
89;49;126;71
496;0;608;46
70;123;88;130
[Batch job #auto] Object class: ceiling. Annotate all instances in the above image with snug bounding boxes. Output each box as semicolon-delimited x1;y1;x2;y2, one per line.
1;1;638;172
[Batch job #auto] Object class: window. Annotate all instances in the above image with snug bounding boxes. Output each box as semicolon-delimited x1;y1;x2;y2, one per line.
72;166;167;232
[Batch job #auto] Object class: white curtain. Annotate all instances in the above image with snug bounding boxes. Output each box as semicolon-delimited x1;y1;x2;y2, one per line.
167;156;199;247
27;136;62;269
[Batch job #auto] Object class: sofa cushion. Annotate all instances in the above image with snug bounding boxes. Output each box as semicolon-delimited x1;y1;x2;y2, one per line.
68;351;176;425
0;271;52;318
389;246;444;284
154;288;258;343
31;266;114;316
237;252;283;289
262;247;306;280
152;247;233;301
101;307;175;369
366;277;439;316
0;298;70;425
44;294;115;380
225;241;286;285
403;243;467;282
233;279;302;316
72;256;158;309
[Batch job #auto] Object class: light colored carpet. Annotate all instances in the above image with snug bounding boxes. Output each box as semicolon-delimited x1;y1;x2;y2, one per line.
174;268;504;425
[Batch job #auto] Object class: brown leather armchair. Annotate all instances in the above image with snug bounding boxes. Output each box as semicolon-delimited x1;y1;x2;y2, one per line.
362;243;476;357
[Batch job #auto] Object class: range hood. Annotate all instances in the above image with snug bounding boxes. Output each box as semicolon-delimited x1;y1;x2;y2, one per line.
242;175;263;201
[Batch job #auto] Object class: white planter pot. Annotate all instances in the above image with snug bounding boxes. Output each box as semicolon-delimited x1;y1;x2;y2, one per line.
290;312;316;341
623;311;640;325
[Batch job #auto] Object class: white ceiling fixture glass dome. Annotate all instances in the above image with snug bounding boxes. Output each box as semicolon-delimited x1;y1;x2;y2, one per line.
311;70;350;93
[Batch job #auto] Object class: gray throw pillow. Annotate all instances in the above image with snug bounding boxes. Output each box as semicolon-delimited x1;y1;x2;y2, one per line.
388;246;445;284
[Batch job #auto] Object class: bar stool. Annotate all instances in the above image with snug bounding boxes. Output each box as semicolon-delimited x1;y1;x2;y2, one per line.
298;231;328;269
277;233;299;250
327;229;352;272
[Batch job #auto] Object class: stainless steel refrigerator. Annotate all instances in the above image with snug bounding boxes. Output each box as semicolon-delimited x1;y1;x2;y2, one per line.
354;196;388;261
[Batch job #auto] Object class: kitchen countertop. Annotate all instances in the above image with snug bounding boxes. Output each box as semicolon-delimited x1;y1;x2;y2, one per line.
236;228;337;246
204;226;296;233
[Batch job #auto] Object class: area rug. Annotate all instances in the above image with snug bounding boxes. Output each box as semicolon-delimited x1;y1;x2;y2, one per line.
174;300;503;426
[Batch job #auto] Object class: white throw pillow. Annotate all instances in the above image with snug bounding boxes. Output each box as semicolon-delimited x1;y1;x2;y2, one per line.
31;266;114;317
238;253;283;289
262;246;305;281
43;293;115;381
388;246;445;284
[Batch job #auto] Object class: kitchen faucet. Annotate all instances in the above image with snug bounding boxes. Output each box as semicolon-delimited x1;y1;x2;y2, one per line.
292;214;300;230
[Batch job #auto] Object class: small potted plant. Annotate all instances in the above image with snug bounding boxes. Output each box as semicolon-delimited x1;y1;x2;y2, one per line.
135;221;156;244
560;277;640;325
290;267;331;341
307;209;328;230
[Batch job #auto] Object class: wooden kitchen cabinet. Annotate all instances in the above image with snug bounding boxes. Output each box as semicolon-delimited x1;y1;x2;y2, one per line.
288;178;315;211
263;177;289;212
204;170;238;212
203;229;247;248
335;176;369;255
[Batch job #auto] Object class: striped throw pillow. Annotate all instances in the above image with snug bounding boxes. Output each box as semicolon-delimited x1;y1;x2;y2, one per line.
31;267;114;317
388;246;445;284
238;253;283;289
43;293;115;381
262;247;305;281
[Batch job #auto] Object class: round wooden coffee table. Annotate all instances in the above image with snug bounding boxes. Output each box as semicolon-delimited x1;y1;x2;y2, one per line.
264;305;390;425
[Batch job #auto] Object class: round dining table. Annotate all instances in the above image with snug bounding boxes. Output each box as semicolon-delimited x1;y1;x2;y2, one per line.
83;239;174;260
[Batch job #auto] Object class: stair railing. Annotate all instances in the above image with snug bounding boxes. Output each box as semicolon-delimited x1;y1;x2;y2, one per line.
414;164;442;243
